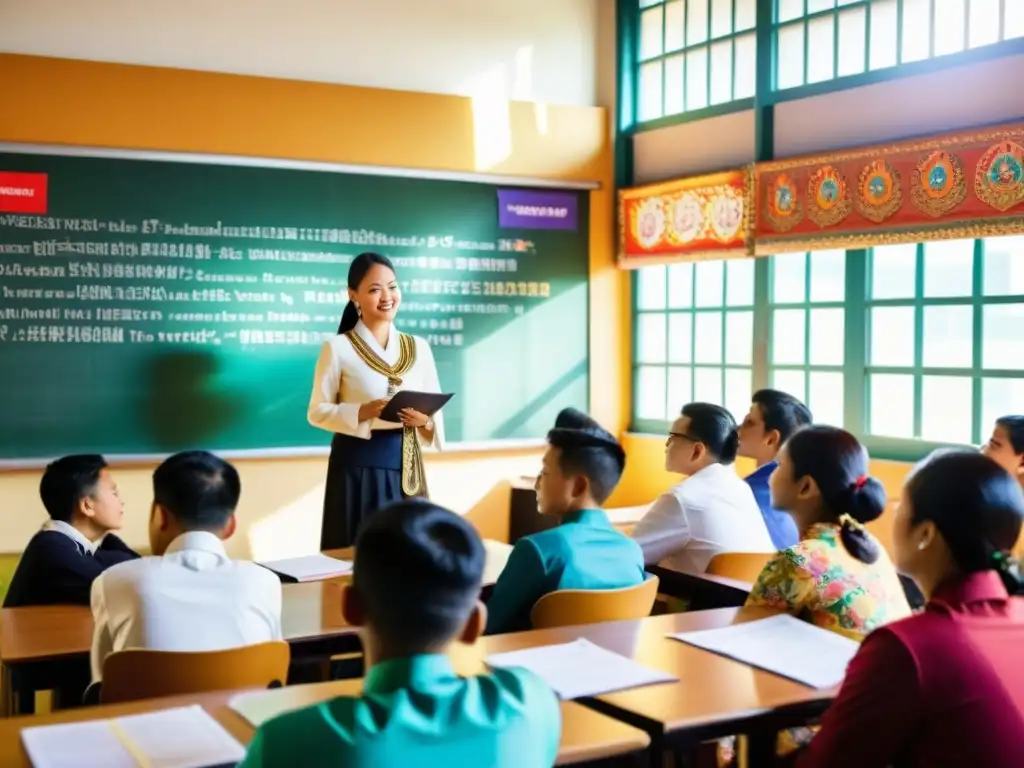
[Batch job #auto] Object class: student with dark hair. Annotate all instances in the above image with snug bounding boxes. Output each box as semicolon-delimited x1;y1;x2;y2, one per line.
5;455;139;608
240;500;560;767
982;414;1024;488
633;402;773;573
746;426;909;640
484;408;645;634
737;389;813;549
797;451;1024;767
90;451;282;682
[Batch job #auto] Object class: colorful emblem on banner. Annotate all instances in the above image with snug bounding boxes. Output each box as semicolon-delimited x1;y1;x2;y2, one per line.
975;141;1024;212
763;173;802;232
856;159;902;223
667;192;704;245
630;196;667;249
709;187;745;242
910;150;966;218
807;165;851;227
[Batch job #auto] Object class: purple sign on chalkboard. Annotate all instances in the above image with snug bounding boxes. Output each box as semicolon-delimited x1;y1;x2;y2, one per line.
497;189;578;231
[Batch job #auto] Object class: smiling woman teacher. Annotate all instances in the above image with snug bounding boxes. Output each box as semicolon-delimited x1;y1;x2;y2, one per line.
307;252;444;549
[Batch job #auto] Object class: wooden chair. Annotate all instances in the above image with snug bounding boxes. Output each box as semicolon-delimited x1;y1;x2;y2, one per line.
705;552;772;583
99;641;291;704
529;574;660;629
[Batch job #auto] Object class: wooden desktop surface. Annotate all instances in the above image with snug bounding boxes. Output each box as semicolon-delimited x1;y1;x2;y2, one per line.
0;683;650;767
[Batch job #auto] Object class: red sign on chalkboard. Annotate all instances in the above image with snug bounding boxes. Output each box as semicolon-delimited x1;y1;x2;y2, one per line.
0;172;48;215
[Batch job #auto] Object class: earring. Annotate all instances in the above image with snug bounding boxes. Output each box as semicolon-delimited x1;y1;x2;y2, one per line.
356;304;362;317
918;541;927;551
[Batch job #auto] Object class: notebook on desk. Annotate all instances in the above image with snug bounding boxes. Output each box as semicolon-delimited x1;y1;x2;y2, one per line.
257;554;353;583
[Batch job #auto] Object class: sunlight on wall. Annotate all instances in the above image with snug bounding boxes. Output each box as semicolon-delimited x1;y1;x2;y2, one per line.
468;63;513;171
246;482;324;560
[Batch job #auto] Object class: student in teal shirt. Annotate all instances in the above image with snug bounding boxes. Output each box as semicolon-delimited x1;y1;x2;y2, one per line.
240;500;560;767
485;408;646;635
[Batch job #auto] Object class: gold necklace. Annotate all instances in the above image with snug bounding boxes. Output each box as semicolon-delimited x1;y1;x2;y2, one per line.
345;331;416;396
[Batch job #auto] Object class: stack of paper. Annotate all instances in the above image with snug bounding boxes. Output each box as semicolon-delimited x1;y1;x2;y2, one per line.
486;638;677;699
229;688;309;729
258;554;352;582
21;705;245;768
669;614;860;689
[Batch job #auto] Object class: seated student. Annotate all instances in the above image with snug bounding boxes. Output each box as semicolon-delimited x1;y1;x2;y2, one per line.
633;402;773;574
484;408;645;635
240;499;560;767
90;450;282;682
737;389;812;550
982;414;1024;488
746;426;910;640
796;451;1024;767
5;455;139;608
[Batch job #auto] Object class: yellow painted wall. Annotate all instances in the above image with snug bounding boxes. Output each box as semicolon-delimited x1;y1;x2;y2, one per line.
0;53;625;558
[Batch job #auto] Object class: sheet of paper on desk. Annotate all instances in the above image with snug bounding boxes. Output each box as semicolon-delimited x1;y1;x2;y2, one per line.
21;705;246;768
669;614;860;689
229;688;307;728
258;554;353;581
486;638;677;699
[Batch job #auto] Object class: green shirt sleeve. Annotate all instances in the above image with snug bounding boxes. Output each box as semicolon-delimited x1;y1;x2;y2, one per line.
485;538;550;635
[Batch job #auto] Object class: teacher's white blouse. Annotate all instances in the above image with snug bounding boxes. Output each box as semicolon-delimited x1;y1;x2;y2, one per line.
307;321;444;448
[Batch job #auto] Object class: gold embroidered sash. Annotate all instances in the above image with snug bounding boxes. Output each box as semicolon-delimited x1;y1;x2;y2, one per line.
344;330;427;498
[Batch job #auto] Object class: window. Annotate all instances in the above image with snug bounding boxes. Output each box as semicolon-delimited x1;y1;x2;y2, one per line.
774;0;1024;92
637;0;758;122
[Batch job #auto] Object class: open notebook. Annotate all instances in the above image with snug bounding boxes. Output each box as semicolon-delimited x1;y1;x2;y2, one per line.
21;705;246;768
257;554;352;582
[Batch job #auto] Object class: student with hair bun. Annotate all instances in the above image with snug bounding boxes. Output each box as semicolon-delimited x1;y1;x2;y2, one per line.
633;402;773;574
746;425;910;640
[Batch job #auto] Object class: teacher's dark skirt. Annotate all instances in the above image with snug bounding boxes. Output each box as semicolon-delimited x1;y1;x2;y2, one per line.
320;430;404;550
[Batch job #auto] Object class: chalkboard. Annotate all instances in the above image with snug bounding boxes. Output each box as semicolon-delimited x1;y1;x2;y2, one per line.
0;149;590;462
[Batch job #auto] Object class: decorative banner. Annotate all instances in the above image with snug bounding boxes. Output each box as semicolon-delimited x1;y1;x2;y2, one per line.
618;170;751;266
754;123;1024;253
497;189;578;231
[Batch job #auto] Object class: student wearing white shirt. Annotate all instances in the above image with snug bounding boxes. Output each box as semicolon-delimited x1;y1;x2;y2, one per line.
308;252;444;549
633;402;774;573
90;451;282;682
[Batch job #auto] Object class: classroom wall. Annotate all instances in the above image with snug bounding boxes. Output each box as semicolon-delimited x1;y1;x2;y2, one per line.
0;52;623;558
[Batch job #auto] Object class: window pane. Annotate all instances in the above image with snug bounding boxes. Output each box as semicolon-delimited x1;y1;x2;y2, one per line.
983;304;1024;370
695;260;725;307
1007;0;1024;40
638;265;667;309
901;0;932;63
772;308;807;365
667;366;693;415
711;0;732;38
871;243;917;299
639;60;664;121
922;305;973;368
637;366;668;421
668;262;694;307
969;0;1000;48
982;378;1024;439
694;367;723;404
809;371;845;427
807;14;836;84
772;369;806;401
725;368;753;424
921;376;973;444
870;0;899;70
726;259;755;306
687;0;710;44
869;373;915;438
923;239;974;297
772;251;807;303
640;0;661;7
725;311;754;365
809;249;846;302
694;311;724;363
733;32;757;99
668;313;693;363
809;308;845;365
664;54;685;115
871;306;915;366
638;313;669;363
778;0;804;23
933;0;966;56
686;46;709;110
640;6;665;60
665;0;686;51
983;235;1024;296
808;0;834;11
710;40;734;105
777;22;806;89
837;7;867;77
735;0;756;31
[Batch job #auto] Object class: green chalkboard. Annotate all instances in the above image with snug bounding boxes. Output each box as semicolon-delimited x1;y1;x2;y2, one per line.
0;149;589;462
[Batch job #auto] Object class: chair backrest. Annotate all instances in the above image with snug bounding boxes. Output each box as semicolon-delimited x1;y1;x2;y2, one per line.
705;552;772;583
100;641;291;704
529;574;660;629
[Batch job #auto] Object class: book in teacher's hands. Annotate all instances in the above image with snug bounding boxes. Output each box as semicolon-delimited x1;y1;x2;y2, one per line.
379;390;454;423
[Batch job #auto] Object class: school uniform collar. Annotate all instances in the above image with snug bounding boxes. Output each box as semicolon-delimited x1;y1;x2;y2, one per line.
354;319;396;358
746;461;777;482
41;519;100;555
561;508;612;528
364;654;457;695
931;570;1009;608
164;530;228;557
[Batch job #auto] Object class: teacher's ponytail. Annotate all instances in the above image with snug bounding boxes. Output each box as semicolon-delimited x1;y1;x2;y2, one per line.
335;251;397;335
338;301;359;334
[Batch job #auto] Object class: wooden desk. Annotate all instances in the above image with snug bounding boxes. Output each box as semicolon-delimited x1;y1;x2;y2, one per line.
0;684;650;767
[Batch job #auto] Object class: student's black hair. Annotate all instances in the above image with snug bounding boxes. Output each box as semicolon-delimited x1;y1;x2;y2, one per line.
906;450;1024;593
353;499;485;648
752;388;813;444
995;415;1024;454
39;455;109;523
547;408;626;504
784;425;886;564
680;402;740;465
337;252;397;334
152;450;240;530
